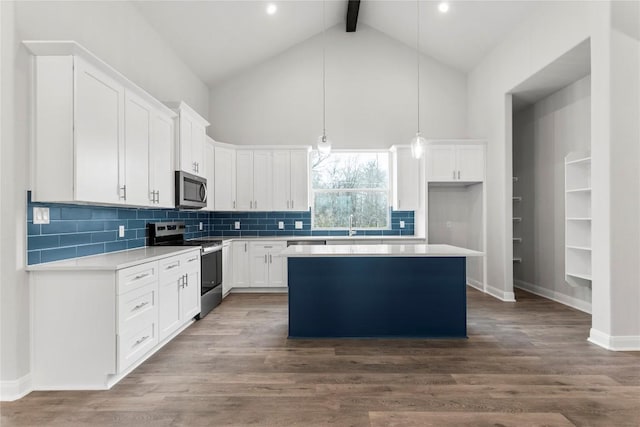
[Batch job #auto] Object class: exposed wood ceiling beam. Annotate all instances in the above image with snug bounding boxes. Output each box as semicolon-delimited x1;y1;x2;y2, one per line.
346;0;361;32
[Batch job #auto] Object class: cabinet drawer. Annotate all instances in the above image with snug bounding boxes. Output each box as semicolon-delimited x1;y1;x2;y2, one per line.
117;262;158;295
180;251;200;268
118;282;157;333
117;318;158;373
159;256;184;280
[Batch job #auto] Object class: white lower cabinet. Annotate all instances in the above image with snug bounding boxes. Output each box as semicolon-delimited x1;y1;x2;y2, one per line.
222;241;233;297
232;240;250;287
30;249;200;390
248;241;287;288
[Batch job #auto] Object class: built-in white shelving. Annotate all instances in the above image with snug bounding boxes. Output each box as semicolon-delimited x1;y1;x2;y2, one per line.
512;177;522;265
565;153;591;287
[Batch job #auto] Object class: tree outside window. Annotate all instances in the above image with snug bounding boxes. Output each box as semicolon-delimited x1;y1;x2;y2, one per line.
311;151;390;229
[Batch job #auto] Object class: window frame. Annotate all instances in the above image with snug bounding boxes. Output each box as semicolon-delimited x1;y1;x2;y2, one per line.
309;149;392;230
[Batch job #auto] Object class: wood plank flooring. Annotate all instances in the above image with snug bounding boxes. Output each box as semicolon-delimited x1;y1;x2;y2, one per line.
2;288;639;426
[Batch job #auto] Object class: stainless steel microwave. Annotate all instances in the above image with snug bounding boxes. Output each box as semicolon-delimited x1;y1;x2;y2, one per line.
175;171;207;209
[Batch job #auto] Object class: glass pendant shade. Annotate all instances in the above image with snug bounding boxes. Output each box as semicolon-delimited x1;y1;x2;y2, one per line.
317;134;332;155
410;132;426;159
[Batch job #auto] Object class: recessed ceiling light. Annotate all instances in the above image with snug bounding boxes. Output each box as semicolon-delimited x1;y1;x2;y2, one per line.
438;2;450;13
266;3;277;15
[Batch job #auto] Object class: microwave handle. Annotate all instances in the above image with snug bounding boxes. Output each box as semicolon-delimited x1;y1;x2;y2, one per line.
200;182;208;203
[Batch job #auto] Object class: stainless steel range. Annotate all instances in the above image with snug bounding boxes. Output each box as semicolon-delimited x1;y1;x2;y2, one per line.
148;221;222;318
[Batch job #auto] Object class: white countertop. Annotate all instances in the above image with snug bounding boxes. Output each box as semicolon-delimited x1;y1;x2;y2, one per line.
215;235;425;243
26;246;200;271
281;243;484;258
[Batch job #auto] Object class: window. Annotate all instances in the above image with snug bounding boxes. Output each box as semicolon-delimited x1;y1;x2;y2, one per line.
311;151;390;229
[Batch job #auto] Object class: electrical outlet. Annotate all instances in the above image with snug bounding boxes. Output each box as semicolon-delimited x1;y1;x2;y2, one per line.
234;221;241;230
278;221;284;230
199;222;203;231
399;220;405;229
33;207;50;225
118;225;125;238
295;221;303;230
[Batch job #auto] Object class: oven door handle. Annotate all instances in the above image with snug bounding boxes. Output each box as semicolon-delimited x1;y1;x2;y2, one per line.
202;245;222;254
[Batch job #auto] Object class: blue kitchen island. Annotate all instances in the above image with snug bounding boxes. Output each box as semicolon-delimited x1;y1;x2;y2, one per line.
282;244;484;339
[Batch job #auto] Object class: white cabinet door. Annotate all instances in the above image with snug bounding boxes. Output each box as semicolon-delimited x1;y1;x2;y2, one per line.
272;151;291;211
394;147;420;210
191;122;206;177
249;244;269;287
235;151;254;210
124;91;151;206
267;243;287;287
427;145;457;182
181;254;201;320
204;142;215;211
289;150;309;211
253;150;272;211
214;146;236;210
232;241;250;287
222;243;233;297
158;274;181;341
457;145;485;182
179;114;194;174
150;113;175;208
74;57;124;204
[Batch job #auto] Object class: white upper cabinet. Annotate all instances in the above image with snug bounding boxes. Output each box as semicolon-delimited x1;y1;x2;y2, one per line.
203;139;215;211
427;142;485;183
168;102;209;178
74;57;125;204
149;112;175;208
272;149;310;211
124;91;151;206
214;146;236;210
392;146;422;211
235;150;273;211
26;41;177;207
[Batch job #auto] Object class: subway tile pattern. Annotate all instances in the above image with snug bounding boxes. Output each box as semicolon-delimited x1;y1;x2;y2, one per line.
208;210;414;238
27;193;210;265
26;192;414;264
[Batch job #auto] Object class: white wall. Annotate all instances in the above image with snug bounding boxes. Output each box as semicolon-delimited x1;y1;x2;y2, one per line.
468;0;640;348
209;24;467;148
0;0;209;397
513;76;591;310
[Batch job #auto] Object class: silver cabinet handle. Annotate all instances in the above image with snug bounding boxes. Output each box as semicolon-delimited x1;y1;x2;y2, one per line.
287;200;289;209
458;170;461;180
264;246;273;249
133;272;149;280
156;190;160;203
264;254;267;263
132;301;149;311
453;170;456;180
120;185;127;200
184;274;188;286
134;335;150;347
398;199;401;208
291;200;294;209
269;254;272;264
187;257;198;263
233;200;236;209
255;200;257;209
150;190;155;203
244;242;247;251
165;263;179;270
249;201;252;209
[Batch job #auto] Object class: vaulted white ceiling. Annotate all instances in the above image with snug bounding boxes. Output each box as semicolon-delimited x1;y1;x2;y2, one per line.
133;1;542;87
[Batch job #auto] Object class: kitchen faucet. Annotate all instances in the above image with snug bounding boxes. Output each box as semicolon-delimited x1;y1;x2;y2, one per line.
349;214;357;237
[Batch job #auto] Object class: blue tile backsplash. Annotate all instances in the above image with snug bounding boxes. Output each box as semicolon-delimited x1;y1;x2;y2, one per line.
26;192;414;265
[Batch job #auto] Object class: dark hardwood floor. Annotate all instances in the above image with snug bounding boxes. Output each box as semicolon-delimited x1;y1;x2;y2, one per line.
2;288;639;426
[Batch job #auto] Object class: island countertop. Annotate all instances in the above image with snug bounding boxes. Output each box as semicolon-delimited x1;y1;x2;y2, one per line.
281;243;483;258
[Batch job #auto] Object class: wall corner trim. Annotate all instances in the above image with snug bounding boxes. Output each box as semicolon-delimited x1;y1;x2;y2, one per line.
0;374;32;401
588;329;640;351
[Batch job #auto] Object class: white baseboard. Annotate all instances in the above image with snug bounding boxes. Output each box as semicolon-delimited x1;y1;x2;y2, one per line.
514;279;592;314
589;328;640;351
230;287;288;294
0;373;32;401
485;284;516;302
466;278;484;292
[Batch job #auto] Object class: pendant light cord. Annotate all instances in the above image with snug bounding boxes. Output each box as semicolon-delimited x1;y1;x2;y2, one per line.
322;0;327;139
416;0;420;135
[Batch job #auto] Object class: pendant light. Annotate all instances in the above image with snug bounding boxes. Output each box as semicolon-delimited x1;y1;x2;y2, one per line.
317;0;332;155
410;0;426;159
